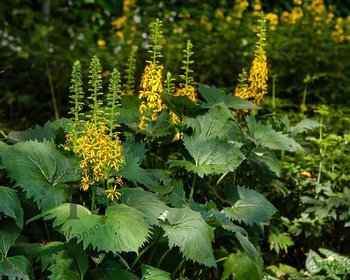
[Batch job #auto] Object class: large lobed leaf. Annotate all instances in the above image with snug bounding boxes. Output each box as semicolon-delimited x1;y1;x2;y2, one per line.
170;137;245;178
198;84;260;110
222;186;277;225
7;121;55;143
246;116;301;152
161;207;216;267
120;188;169;226
0;140;81;211
30;203;150;254
48;243;88;280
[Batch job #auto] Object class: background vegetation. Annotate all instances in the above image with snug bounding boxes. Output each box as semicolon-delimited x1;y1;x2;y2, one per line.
1;0;350;279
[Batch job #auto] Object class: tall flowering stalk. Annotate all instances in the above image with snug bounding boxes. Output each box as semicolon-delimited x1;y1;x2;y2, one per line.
124;46;138;95
66;57;125;205
170;40;197;125
138;19;167;130
235;12;268;105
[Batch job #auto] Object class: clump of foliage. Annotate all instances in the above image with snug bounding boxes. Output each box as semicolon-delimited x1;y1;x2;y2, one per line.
0;17;314;279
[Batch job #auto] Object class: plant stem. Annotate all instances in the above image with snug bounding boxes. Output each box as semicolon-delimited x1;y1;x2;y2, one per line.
216;172;228;187
157;248;171;267
44;221;51;241
317;115;323;184
131;241;155;270
190;174;196;198
171;258;186;279
272;74;276;111
91;187;96;211
46;60;59;120
301;83;308;109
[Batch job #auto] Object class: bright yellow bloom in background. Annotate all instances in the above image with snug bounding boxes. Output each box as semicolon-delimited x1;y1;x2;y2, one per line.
235;13;268;105
97;39;106;48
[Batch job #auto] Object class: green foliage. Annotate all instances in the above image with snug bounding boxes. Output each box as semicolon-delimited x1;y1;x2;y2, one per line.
48;244;88;280
222;186;277;225
221;253;263;280
7;121;56;143
32;203;150;254
0;255;33;280
246;115;302;152
141;264;171;280
198;85;260;110
0;186;24;228
2;9;339;278
162;207;216;267
0;140;80;211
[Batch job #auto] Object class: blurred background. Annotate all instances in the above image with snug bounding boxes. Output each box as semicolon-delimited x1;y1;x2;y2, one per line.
1;0;350;130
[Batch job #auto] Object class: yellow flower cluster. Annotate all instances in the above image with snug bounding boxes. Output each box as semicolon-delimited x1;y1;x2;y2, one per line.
67;122;125;191
332;17;347;42
175;85;197;103
247;51;268;104
138;63;167;130
235;15;268;105
232;0;249;24
265;13;278;30
111;16;127;30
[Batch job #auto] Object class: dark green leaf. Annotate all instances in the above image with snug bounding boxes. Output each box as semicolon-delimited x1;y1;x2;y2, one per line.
162;93;202;118
246;116;302;152
48;243;88;280
198;84;260;110
141;264;171;280
0;255;33;280
7;121;55;143
0;220;21;256
247;148;281;176
168;180;186;208
32;203;150;254
290;119;321;137
170;137;245;177
0;141;81;211
162;207;216;267
235;231;258;263
222;187;277;225
0;186;24;228
120;188;169;226
220;253;262;280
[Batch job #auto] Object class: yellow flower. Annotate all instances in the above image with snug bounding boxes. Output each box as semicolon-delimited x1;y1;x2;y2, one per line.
215;9;224;19
266;13;278;30
97;39;106;48
111;16;127;30
293;0;302;5
67;121;125;191
81;175;91;191
138;63;167;130
174;85;197;103
106;185;121;201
